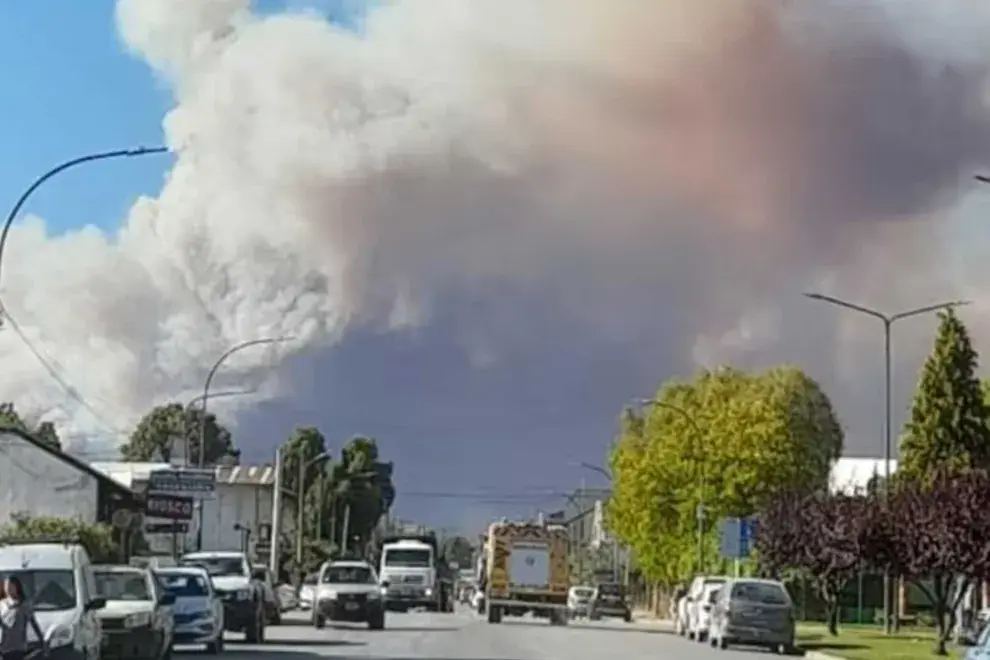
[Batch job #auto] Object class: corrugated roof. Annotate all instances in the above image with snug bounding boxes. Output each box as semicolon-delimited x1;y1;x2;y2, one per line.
90;462;276;488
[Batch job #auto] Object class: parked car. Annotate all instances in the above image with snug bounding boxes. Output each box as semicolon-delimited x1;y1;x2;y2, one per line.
93;564;175;660
312;560;386;630
299;573;318;611
588;582;631;622
709;578;799;654
567;586;594;619
156;566;225;654
677;575;727;636
687;584;722;642
251;565;282;625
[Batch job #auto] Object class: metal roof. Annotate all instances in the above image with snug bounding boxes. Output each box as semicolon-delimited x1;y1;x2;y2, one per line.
90;462;276;489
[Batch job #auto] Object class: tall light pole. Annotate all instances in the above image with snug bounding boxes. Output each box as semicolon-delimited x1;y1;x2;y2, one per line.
574;461;622;583
803;292;969;634
182;389;253;463
194;337;292;551
296;452;330;579
635;398;707;574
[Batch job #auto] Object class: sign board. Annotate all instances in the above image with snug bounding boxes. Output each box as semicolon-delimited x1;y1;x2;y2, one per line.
719;517;757;559
144;494;195;521
145;522;189;534
148;469;215;498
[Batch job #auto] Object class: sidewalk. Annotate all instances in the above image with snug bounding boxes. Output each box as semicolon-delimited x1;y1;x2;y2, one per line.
631;609;674;631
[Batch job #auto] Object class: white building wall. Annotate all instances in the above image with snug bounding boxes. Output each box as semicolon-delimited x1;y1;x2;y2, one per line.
198;483;278;552
0;431;98;524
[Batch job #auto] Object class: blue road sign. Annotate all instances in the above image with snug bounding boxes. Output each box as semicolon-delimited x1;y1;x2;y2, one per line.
719;516;757;559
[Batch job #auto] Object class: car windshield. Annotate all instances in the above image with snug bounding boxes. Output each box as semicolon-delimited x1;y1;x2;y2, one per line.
572;587;593;599
0;570;76;612
384;549;431;567
323;566;375;584
731;581;790;605
706;587;722;603
157;572;210;597
181;556;244;577
598;583;623;596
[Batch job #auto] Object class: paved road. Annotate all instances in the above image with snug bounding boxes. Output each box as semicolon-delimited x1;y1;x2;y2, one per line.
192;609;801;659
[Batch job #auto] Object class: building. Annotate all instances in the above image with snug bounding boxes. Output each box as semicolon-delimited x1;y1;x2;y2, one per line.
562;487;611;548
92;461;295;560
0;427;139;527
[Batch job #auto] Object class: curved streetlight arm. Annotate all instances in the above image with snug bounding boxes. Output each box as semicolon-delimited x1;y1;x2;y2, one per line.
890;300;970;322
185;389;255;409
975;174;990;184
803;293;888;323
575;461;612;482
0;146;168;288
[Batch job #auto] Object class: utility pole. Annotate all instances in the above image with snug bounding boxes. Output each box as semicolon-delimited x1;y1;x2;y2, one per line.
341;504;351;556
269;446;284;576
295;457;306;575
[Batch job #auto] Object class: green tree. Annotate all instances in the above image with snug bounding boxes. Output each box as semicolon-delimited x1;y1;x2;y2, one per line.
607;365;843;587
0;403;62;451
2;513;116;562
281;426;330;498
899;309;990;483
122;403;237;466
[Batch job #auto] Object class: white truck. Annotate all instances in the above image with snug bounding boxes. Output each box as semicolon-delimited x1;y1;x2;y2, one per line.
378;535;452;612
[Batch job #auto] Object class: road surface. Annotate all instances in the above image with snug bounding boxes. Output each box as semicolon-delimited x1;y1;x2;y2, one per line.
200;609;800;659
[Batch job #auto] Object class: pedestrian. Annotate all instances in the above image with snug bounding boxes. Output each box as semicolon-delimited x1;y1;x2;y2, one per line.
0;576;46;659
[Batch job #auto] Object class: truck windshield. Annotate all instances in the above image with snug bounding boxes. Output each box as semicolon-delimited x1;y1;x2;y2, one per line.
95;570;151;601
384;549;431;567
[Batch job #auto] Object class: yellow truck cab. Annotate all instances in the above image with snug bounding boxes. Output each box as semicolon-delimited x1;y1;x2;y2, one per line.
482;520;569;625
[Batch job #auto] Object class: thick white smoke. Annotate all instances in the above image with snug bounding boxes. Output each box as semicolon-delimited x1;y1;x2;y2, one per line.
2;0;990;456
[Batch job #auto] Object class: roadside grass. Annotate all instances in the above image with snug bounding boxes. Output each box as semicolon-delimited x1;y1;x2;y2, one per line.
797;623;961;659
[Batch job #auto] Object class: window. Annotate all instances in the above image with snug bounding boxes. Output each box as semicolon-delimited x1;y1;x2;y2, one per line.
94;571;152;601
383;549;431;568
180;557;245;577
157;573;210;597
0;570;76;612
323;566;375;584
730;581;790;605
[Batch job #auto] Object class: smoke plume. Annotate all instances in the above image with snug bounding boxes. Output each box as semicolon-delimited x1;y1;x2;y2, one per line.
3;0;990;475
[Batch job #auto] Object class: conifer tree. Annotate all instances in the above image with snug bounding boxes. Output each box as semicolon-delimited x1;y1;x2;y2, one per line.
899;309;990;482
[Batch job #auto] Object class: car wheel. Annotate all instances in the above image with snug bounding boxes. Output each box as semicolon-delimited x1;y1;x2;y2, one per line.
368;611;385;630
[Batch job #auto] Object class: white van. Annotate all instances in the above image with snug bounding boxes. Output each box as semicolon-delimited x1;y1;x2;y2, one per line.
0;542;106;658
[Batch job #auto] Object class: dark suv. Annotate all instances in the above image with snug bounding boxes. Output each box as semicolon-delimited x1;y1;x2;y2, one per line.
589;582;632;622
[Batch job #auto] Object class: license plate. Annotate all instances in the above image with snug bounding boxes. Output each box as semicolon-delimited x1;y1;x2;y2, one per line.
346;602;359;610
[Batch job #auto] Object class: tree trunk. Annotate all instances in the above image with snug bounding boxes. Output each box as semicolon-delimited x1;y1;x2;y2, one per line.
825;597;839;636
932;575;949;656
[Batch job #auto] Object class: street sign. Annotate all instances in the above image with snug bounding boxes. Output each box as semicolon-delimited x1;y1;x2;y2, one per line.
719;517;757;559
148;469;215;497
145;521;189;534
144;494;195;520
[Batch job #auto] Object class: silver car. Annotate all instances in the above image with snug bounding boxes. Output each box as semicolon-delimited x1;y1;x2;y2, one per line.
709;578;798;654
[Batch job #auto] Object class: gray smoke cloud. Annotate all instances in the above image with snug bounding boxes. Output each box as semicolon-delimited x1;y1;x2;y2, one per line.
2;0;990;511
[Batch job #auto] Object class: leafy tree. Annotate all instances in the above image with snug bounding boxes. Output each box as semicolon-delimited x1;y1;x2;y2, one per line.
756;491;870;636
440;536;475;570
607;366;843;587
122;403;237;466
865;471;990;655
900;309;990;483
0;403;62;451
281;426;330;497
2;513;116;562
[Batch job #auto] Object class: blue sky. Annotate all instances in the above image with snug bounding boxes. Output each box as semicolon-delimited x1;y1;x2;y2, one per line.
0;0;366;237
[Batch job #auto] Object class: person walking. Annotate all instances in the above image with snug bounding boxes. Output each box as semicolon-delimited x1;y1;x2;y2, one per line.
0;576;46;659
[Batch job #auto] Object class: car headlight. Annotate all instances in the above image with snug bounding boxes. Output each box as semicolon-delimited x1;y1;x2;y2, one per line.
124;612;152;628
236;589;252;601
424;588;433;597
321;590;338;601
46;624;74;648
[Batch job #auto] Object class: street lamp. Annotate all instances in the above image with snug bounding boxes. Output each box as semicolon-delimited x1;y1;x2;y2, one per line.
181;389;254;464
197;337;294;469
803;292;969;633
0;147;169;417
296;452;331;576
635;397;707;574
